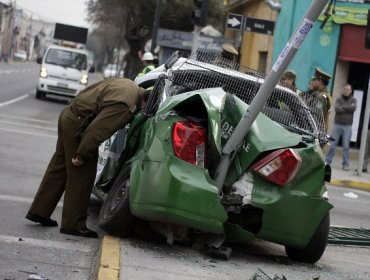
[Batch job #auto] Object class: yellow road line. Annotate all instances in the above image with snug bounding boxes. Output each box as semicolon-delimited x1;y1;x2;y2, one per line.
97;235;121;280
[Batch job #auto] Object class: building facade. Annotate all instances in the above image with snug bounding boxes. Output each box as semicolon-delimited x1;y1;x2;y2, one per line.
0;1;15;61
224;0;278;72
273;0;370;145
0;1;55;62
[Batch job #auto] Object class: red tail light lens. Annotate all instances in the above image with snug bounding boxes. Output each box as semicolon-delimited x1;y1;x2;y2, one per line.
171;121;207;167
252;149;302;186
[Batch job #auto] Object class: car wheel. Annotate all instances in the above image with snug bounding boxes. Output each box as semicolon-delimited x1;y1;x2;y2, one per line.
36;90;45;99
285;213;330;263
98;165;136;236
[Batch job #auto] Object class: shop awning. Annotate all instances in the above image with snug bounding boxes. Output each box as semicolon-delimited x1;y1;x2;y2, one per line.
338;24;370;64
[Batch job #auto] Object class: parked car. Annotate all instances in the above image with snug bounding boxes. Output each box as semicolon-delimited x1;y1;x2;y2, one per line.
103;64;124;78
93;51;332;263
13;50;27;61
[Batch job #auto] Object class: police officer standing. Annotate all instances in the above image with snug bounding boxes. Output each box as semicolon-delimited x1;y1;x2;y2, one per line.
26;78;146;238
308;67;332;131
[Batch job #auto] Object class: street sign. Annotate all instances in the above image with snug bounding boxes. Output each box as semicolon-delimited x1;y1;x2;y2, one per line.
226;13;243;30
244;17;275;35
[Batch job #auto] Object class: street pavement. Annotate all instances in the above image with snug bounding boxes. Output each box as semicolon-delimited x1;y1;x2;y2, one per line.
94;147;370;280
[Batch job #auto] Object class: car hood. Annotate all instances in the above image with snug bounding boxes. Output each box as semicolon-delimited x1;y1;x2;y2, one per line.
44;64;86;80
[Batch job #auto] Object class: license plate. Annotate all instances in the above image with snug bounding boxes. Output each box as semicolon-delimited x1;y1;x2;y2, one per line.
57;83;68;88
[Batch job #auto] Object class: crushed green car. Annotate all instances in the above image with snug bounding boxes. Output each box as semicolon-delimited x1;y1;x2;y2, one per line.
93;51;332;263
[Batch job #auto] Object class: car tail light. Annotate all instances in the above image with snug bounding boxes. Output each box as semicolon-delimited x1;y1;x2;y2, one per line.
172;121;207;168
252;148;302;186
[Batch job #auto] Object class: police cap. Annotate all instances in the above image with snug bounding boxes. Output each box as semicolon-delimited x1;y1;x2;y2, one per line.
221;43;238;60
314;67;332;83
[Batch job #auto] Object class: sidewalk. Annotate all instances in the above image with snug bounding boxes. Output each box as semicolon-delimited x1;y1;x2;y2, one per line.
326;147;370;192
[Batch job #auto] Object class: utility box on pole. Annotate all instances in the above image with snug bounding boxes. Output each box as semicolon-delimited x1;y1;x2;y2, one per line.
192;0;208;27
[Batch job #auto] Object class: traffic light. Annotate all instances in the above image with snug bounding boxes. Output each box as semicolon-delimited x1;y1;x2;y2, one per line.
366;10;370;49
192;0;208;27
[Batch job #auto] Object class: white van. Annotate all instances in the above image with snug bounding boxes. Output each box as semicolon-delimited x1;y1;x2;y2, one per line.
36;44;94;99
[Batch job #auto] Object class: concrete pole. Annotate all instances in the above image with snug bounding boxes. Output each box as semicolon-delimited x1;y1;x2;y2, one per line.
213;0;330;192
191;25;201;54
151;0;161;54
355;74;370;176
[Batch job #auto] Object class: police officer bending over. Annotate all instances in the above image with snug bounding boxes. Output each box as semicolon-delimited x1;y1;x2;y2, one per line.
26;78;146;238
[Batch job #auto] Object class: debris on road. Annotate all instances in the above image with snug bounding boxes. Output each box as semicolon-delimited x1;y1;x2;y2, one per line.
28;274;48;280
343;192;358;199
250;268;287;280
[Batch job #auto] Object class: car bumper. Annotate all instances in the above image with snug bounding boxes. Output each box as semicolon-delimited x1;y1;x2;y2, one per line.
254;191;332;248
129;156;228;234
37;77;86;97
129;157;332;246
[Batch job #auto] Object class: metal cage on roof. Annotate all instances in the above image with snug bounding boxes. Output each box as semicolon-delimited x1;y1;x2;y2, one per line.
147;51;327;143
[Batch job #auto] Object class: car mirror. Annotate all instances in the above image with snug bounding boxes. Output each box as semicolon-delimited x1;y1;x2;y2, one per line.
89;66;95;73
36;57;42;64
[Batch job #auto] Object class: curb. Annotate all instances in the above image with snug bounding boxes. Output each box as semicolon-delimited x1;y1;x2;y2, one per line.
330;178;370;192
96;235;121;280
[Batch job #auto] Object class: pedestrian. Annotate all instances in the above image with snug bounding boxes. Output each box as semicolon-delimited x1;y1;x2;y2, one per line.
362;116;370;173
137;51;156;77
325;84;357;171
307;67;332;131
25;78;147;238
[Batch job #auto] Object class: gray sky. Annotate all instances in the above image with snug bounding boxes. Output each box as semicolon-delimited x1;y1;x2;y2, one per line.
12;0;90;28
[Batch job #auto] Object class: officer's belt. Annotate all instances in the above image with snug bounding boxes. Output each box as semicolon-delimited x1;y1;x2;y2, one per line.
69;105;97;141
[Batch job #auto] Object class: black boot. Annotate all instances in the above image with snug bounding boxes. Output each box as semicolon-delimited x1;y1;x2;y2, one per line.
25;212;58;227
60;227;99;238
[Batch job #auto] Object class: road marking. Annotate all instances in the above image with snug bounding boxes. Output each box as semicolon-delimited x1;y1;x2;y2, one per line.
0;114;57;125
0;127;57;138
0;94;29;107
97;235;120;280
0;69;17;75
0;234;92;252
0;194;63;207
0;120;57;131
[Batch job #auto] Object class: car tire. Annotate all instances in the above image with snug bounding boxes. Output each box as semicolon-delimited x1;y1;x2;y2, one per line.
285;213;330;263
98;165;136;236
36;90;45;99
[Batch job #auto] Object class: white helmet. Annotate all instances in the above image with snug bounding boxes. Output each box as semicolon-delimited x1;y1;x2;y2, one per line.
142;52;154;61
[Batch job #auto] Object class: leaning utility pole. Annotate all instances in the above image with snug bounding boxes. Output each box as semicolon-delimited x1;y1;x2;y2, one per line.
214;0;331;192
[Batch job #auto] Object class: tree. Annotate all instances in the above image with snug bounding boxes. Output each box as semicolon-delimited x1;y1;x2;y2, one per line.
86;0;225;76
86;27;116;71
